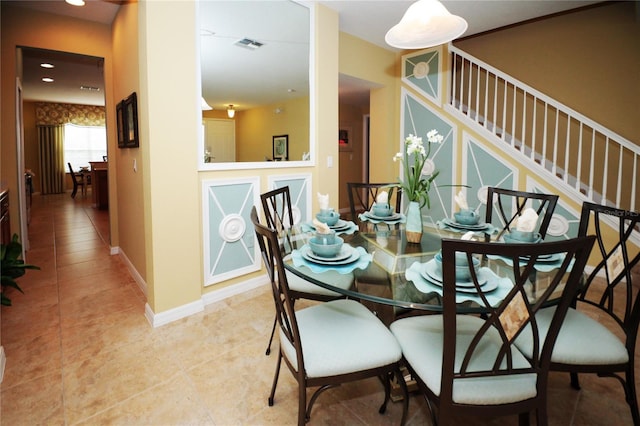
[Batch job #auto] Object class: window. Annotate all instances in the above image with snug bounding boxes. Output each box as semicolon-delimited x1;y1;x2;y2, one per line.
64;124;107;170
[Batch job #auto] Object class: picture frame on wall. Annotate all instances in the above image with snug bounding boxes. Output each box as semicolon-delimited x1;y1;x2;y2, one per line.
339;127;352;152
116;101;126;148
272;135;288;161
124;92;139;148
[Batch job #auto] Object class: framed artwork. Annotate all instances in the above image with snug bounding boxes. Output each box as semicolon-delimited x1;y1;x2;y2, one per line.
116;101;126;148
339;127;352;151
124;92;139;148
272;134;288;161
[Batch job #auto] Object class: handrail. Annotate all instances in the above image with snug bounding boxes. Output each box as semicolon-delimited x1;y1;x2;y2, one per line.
447;45;638;213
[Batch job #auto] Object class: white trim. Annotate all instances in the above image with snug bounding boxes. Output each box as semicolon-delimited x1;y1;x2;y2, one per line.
401;47;443;106
267;173;313;224
201;274;269;306
202;176;261;285
144;275;269;328
145;299;205;328
117;247;148;298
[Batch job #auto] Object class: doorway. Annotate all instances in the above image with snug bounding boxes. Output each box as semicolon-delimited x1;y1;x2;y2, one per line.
18;47;109;245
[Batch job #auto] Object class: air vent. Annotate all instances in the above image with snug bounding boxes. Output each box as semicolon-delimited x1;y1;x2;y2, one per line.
235;38;263;50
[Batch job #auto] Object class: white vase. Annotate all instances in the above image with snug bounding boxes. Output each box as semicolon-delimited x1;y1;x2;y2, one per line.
405;201;423;243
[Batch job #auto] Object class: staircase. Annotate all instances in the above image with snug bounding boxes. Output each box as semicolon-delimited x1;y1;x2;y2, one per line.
445;46;638;214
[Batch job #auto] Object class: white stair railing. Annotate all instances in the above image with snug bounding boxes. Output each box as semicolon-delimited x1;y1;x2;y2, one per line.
447;46;638;213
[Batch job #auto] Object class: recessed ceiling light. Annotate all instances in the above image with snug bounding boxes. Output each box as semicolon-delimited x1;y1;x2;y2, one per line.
40;63;54;69
42;77;54;83
65;0;85;6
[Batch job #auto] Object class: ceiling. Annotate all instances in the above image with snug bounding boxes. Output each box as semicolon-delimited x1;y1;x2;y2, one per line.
11;0;605;108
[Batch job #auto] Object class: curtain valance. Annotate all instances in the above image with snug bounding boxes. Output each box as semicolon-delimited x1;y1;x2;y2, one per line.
35;102;105;126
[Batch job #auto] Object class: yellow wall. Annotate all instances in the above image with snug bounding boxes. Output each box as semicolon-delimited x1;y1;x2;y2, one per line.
235;96;310;162
0;3;115;242
338;32;399;185
112;3;144;280
454;1;640;144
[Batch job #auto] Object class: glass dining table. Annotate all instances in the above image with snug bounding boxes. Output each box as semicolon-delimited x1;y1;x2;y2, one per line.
281;221;569;325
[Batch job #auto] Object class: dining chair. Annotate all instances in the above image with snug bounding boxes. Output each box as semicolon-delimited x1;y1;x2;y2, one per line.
67;163;85;198
347;182;402;223
484;187;559;241
518;201;640;424
391;236;595;425
250;206;408;425
260;186;348;356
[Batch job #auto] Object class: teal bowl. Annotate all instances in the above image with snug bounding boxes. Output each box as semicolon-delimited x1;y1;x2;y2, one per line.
503;233;542;244
453;211;480;225
308;236;344;258
434;251;480;281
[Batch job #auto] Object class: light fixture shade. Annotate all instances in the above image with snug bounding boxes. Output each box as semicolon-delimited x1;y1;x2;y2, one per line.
201;97;212;110
385;0;468;49
227;105;235;118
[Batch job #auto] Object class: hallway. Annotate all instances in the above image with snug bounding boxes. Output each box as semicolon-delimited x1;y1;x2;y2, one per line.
0;193;634;425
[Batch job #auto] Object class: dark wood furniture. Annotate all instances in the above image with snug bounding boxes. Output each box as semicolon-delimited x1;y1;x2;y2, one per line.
541;201;640;424
484;187;559;241
89;161;108;210
259;186;344;355
347;182;402;224
391;236;594;425
67;163;86;198
251;206;408;426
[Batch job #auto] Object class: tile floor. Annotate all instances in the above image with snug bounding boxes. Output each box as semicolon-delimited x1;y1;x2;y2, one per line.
0;193;636;425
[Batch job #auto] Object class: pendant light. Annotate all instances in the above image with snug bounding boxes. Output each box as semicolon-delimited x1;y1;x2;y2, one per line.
227;105;235;118
385;0;467;49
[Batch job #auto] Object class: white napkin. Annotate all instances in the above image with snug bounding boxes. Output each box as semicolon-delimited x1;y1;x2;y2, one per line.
461;231;476;241
514;208;538;232
376;191;388;204
455;190;469;210
317;192;329;210
312;218;331;234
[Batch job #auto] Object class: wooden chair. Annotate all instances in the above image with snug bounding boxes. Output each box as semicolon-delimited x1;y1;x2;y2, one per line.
67;163;85;198
391;236;594;425
484;187;559;241
250;206;408;425
260;187;349;355
521;201;640;424
347;182;402;223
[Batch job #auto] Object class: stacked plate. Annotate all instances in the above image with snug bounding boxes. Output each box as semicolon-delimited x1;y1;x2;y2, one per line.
521;253;562;263
310;219;352;232
300;244;361;266
420;259;498;293
441;217;490;231
363;211;403;221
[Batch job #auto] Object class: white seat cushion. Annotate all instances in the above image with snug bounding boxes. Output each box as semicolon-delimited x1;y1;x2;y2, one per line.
285;270;352;297
390;315;537;405
279;299;402;378
515;306;629;365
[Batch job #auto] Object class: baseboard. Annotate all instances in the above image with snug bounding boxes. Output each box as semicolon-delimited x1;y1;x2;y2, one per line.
145;275;269;328
115;247;148;298
145;299;205;328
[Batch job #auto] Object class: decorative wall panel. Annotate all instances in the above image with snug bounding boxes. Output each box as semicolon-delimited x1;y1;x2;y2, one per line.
461;132;518;229
527;178;580;241
267;174;312;226
401;89;457;226
402;48;441;105
202;177;260;285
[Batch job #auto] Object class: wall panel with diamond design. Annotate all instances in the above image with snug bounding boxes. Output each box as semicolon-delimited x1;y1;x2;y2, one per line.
401;88;458;226
202;177;260;285
267;174;312;226
461;132;518;229
402;48;441;105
